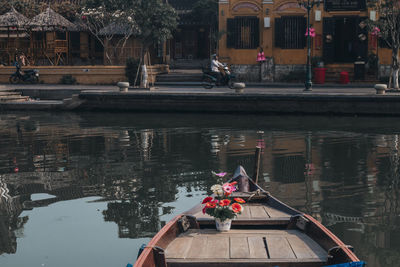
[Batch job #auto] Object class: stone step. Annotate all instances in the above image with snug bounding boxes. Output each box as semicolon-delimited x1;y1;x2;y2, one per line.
0;90;30;102
62;94;85;110
170;59;208;69
0;94;28;99
0;91;23;96
0;96;30;102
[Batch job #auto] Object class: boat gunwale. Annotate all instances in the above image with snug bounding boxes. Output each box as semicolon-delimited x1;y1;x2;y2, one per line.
134;215;183;267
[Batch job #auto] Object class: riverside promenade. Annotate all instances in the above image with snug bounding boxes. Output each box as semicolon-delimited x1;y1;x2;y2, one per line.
1;83;400;115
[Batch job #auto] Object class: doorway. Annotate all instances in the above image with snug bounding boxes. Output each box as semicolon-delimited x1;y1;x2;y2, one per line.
334;17;357;62
323;17;368;63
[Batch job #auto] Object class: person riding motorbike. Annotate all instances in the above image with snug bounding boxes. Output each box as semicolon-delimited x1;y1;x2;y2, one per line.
9;56;39;84
203;55;236;89
211;54;225;85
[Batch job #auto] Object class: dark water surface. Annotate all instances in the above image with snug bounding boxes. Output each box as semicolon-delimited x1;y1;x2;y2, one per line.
0;112;399;267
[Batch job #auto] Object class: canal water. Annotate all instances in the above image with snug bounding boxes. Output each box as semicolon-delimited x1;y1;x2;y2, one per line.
0;112;399;267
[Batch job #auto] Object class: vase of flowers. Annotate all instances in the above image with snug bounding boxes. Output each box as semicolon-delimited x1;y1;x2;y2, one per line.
202;181;246;231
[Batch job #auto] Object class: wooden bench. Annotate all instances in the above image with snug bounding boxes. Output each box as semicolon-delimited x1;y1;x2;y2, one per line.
193;203;292;226
165;229;327;266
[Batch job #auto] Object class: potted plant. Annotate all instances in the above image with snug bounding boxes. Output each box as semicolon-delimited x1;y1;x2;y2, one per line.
311;56;324;68
201;181;246;231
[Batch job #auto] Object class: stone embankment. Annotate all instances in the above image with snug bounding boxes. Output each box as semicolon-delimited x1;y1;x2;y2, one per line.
1;83;400;116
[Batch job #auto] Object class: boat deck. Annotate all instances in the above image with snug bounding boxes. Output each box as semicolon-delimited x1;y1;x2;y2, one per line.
193;203;292;225
165;229;328;266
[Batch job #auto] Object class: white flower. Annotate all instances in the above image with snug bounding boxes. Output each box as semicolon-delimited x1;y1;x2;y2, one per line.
211;184;223;196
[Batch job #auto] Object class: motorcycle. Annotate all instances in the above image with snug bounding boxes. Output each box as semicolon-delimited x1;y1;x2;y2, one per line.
202;64;236;89
9;63;39;84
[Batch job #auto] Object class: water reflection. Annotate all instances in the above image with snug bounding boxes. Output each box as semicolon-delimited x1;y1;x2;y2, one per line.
0;112;399;266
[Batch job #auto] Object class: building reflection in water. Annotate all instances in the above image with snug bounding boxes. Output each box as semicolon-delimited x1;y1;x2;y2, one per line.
0;113;399;267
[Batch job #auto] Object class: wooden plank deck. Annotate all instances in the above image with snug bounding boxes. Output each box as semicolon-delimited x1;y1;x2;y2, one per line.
165;229;327;266
193;203;292;225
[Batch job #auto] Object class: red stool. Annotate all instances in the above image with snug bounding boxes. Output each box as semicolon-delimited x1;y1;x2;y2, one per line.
340;71;349;84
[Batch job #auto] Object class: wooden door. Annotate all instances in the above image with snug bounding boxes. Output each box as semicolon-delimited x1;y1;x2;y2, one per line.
323;18;335;64
80;32;89;59
175;42;182;59
356;17;368;61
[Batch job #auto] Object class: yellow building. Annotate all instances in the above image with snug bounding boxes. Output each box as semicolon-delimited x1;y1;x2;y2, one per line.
218;0;392;82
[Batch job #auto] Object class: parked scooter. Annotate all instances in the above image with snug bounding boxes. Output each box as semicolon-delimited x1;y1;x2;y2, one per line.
9;62;39;84
202;64;236;89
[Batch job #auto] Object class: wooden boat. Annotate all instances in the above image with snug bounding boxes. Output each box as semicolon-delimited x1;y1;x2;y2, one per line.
135;166;364;267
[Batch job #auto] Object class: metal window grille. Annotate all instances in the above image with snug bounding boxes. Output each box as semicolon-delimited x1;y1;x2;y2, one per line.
227;17;259;49
275;16;306;49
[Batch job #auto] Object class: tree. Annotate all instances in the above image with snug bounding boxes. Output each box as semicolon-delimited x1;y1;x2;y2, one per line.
52;1;81;22
131;0;178;87
367;0;400;89
0;0;40;18
80;0;139;65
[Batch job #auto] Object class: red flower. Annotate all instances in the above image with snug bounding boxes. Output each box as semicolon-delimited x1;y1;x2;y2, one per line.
219;199;231;207
202;196;213;204
231;203;243;213
234;198;245;204
206;202;217;208
202;206;207;214
230;181;238;186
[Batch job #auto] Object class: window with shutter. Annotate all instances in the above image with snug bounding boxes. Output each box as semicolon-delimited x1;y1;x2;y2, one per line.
274;18;283;48
227;18;235;48
274;16;306;49
226;17;260;49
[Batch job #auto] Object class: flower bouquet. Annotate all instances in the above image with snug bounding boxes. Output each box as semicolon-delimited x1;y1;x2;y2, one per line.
202;181;246;231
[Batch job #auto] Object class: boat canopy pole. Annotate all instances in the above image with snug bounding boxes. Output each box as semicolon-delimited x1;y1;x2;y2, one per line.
253;146;262;184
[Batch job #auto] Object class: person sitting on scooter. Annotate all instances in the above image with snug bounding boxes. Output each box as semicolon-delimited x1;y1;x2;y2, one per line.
13;59;22;74
211;54;224;85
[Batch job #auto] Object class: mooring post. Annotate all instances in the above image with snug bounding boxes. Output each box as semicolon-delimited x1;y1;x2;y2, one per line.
253;146;261;184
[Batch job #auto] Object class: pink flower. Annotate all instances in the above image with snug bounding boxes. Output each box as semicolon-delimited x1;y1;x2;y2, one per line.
212;171;227;177
222;183;237;194
305;28;316;37
371;27;380;36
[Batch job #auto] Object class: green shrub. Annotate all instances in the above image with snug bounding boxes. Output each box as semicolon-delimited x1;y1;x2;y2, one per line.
59;74;77;85
125;58;141;86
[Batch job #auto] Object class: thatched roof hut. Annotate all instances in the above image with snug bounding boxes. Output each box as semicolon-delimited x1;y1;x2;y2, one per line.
0;7;29;28
28;7;77;31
